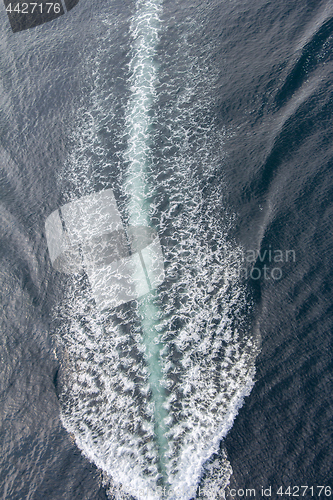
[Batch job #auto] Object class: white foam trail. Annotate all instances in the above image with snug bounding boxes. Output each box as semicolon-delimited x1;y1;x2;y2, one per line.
53;2;261;499
122;0;170;482
123;0;162;226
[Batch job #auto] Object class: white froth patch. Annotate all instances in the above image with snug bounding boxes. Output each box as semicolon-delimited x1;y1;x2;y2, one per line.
52;0;261;498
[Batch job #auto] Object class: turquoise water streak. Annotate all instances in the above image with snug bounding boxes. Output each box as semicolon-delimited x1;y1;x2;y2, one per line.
123;0;168;479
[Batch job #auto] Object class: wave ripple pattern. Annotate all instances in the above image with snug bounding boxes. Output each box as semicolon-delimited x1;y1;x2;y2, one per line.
53;2;260;499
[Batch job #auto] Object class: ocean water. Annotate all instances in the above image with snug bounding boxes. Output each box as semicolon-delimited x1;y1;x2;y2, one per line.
0;0;332;499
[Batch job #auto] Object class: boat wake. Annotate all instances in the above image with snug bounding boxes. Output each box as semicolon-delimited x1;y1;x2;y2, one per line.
49;1;260;498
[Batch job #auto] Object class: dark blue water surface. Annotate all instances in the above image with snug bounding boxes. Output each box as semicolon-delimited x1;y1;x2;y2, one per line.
0;0;332;498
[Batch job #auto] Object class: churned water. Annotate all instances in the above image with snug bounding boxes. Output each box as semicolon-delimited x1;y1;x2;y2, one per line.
0;0;332;499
